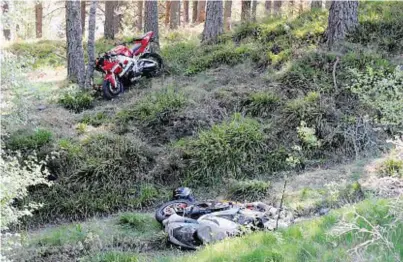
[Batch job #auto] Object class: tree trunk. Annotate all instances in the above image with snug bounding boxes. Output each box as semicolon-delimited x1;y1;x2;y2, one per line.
311;0;322;9
241;0;251;22
197;0;206;23
224;0;232;31
202;0;223;44
35;2;43;38
85;0;97;89
183;0;189;24
104;0;117;39
81;0;86;35
325;0;359;49
325;1;331;9
135;0;143;31
299;0;304;14
170;0;180;29
273;0;282;15
251;0;257;22
66;0;85;88
289;0;295;15
165;1;171;26
192;0;198;23
265;0;272;16
2;1;11;40
144;0;159;48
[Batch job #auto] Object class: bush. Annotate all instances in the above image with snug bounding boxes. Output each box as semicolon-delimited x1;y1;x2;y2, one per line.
242;91;281;117
379;158;403;178
177;113;266;185
227;180;271;202
59;86;94;113
7;128;53;151
118;87;187;125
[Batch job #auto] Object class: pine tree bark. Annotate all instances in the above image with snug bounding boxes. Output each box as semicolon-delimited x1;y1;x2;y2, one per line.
241;0;251;22
85;0;97;89
273;0;282;16
35;2;43;38
325;0;359;49
251;0;257;22
224;0;232;31
165;1;171;26
170;0;180;29
325;1;331;9
192;0;198;23
144;0;159;48
265;0;272;16
311;0;322;9
104;0;117;39
66;0;85;88
202;0;223;44
135;0;143;31
197;0;206;23
183;0;189;24
81;0;86;35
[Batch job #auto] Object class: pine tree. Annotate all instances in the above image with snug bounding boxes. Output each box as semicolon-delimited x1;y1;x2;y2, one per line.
104;1;117;39
170;0;180;29
197;0;206;23
192;0;198;23
183;0;189;24
224;0;232;31
265;0;272;16
66;0;85;88
135;0;143;31
85;0;97;89
241;0;251;22
35;2;43;38
81;0;86;35
202;0;223;44
325;0;359;49
273;0;282;16
144;0;159;48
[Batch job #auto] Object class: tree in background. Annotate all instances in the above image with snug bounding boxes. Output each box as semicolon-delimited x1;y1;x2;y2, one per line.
135;0;143;31
144;0;159;48
311;0;322;9
85;0;97;89
241;0;251;22
224;0;232;31
197;0;206;23
325;1;331;9
265;0;272;16
35;1;42;38
202;0;223;44
66;0;85;87
251;0;257;22
170;0;180;29
183;0;189;24
273;0;282;15
325;0;359;49
104;0;117;39
81;0;85;35
165;1;171;27
192;0;198;23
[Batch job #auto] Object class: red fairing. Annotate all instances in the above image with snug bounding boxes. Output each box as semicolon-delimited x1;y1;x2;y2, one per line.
133;31;154;56
110;45;133;57
105;73;116;87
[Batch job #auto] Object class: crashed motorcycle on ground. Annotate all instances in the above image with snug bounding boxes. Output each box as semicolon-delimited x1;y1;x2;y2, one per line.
94;31;163;99
155;187;294;249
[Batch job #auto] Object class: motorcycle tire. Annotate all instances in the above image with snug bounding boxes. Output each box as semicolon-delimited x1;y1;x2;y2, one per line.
155;199;191;224
102;79;124;100
140;53;164;78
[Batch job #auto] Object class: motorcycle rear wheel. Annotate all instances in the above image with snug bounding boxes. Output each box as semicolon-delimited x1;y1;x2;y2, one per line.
102;79;124;100
155;199;191;223
140;53;163;78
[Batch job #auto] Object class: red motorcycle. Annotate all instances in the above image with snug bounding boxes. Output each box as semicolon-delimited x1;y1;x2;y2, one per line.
95;31;163;99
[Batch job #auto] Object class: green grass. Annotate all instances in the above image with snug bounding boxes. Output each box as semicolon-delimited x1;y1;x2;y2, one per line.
227;179;271;202
118;213;160;232
7;128;53;151
58;86;94;113
172;198;402;262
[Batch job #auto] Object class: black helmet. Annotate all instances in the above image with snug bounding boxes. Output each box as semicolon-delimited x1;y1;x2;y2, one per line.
173;187;194;201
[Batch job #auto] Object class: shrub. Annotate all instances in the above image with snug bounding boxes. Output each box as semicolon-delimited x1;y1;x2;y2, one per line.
118;87;187;125
379;158;403;178
243;91;281;117
0;151;51;230
7;128;53;151
227;179;271;202
177;113;266;185
297;121;321;149
348;66;403;128
58;85;94;113
284;91;322;124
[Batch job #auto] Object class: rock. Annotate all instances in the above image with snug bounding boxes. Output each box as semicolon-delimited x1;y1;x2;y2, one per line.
318;207;330;216
37;105;47;111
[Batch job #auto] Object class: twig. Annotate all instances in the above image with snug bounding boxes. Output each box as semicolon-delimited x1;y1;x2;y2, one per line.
333;56;340;90
275;175;287;230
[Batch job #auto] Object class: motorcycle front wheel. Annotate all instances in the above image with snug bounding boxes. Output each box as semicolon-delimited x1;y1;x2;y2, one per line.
155;199;191;223
102;79;124;100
